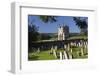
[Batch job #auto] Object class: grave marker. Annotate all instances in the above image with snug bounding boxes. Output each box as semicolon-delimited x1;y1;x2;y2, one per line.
60;52;63;60
63;51;68;59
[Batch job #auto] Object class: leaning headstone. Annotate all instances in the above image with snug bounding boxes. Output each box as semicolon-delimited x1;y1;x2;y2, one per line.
53;49;57;58
60;52;63;60
63;51;68;59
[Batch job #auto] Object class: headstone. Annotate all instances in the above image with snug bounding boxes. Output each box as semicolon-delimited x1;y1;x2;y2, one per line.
77;51;79;57
83;42;85;45
78;42;81;47
63;51;68;59
64;44;67;49
71;42;74;46
60;52;63;60
55;46;57;50
37;48;40;53
67;44;70;51
51;46;53;51
80;48;84;56
74;42;77;46
76;43;79;47
62;55;65;59
86;41;88;45
84;44;87;48
68;53;72;59
53;49;57;58
70;48;72;53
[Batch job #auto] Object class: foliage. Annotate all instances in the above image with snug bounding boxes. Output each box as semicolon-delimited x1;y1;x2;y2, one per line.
28;23;40;51
39;16;57;23
73;17;88;35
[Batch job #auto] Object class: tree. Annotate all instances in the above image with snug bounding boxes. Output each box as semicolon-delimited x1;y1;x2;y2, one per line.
28;23;40;51
39;16;57;23
73;17;88;35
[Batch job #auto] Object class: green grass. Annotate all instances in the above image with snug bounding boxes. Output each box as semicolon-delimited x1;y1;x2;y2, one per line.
28;50;57;61
68;35;87;40
28;45;88;61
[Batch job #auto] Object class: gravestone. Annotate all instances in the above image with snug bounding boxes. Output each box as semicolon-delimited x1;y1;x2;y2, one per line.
70;48;73;53
60;52;63;60
64;44;67;49
68;53;72;59
86;41;88;45
51;46;53;52
55;46;57;50
67;44;70;51
77;51;79;57
80;47;84;56
53;49;57;58
78;42;81;47
37;48;40;53
74;42;77;46
63;51;68;59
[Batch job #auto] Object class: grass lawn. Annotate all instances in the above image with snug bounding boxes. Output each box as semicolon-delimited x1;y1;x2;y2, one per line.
68;35;87;40
28;45;88;61
28;50;57;61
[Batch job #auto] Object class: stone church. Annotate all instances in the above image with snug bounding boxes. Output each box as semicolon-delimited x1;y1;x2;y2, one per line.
58;24;69;40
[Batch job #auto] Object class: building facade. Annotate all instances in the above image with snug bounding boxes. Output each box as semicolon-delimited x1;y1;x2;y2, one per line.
58;24;69;40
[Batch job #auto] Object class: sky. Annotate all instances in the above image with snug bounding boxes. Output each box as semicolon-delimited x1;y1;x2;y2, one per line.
28;15;88;33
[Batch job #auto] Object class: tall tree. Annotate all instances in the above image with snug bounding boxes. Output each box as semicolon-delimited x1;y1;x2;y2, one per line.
73;17;88;35
28;23;40;51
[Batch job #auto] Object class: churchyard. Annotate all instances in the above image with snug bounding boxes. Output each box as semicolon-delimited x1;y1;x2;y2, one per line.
28;15;88;61
28;39;88;60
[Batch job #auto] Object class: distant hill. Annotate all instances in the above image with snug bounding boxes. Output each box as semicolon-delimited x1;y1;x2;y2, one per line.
69;33;80;37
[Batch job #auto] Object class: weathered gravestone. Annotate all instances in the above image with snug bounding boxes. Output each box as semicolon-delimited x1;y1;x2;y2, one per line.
53;49;57;58
64;44;67;49
60;52;63;60
67;44;70;51
37;48;40;53
63;51;68;59
80;47;84;56
55;46;57;50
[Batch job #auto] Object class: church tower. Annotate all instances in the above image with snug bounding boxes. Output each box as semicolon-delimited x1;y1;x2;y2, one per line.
58;24;69;40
